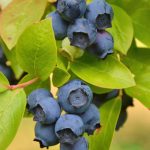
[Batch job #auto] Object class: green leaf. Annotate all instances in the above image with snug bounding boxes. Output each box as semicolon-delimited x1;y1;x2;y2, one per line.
124;47;150;108
107;0;150;15
52;55;70;87
53;68;70;87
0;72;9;92
19;74;50;95
131;8;150;47
107;5;134;54
0;0;48;49
88;97;121;150
70;53;135;89
0;89;26;150
16;19;57;80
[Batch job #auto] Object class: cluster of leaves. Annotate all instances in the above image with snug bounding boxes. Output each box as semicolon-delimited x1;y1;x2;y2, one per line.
0;0;150;150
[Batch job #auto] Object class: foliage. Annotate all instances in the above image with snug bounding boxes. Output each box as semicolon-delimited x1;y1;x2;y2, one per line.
0;0;149;150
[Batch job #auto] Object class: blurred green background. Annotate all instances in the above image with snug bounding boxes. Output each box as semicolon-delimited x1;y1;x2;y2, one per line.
8;100;150;150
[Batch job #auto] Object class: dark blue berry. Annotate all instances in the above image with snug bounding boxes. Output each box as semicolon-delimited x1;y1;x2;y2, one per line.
27;88;53;111
55;114;84;144
87;31;114;59
58;79;93;114
85;0;114;30
79;104;100;135
32;97;61;124
34;122;59;148
67;18;97;49
60;137;88;150
46;11;68;40
57;0;86;22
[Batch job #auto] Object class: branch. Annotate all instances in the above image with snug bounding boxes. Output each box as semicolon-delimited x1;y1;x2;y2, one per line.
8;77;39;90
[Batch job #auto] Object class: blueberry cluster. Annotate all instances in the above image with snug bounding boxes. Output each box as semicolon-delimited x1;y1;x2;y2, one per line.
27;79;100;149
47;0;114;59
0;45;14;82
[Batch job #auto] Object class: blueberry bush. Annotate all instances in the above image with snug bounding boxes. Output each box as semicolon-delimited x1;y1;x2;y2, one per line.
0;0;150;150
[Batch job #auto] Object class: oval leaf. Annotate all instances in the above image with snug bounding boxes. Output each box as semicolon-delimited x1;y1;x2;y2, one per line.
107;5;134;54
0;0;47;49
16;19;57;80
124;47;150;108
0;89;26;150
131;8;150;47
70;53;135;89
88;97;121;150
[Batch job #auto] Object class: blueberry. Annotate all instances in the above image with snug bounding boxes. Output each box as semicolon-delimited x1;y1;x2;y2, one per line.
57;0;86;22
27;88;53;111
34;122;59;148
87;30;114;59
0;64;13;81
46;11;68;40
32;97;61;124
55;114;84;144
85;0;114;30
67;18;97;49
79;104;100;135
58;79;93;114
60;137;88;150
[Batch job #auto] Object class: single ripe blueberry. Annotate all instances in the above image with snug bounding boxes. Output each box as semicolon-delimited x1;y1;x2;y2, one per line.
60;137;88;150
32;97;61;124
87;30;114;59
57;0;86;22
55;114;84;144
67;18;97;49
27;88;53;111
34;122;59;148
79;104;101;135
46;11;68;40
85;0;114;30
58;79;93;114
